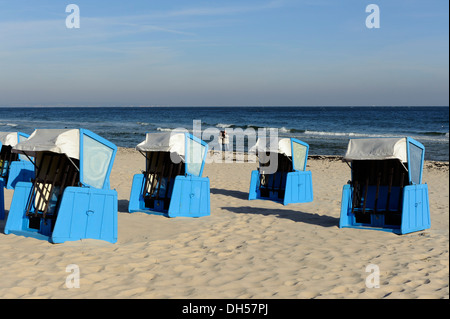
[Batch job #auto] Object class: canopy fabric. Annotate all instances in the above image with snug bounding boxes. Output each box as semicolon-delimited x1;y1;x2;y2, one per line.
343;137;408;162
250;138;292;157
136;132;186;157
12;129;80;159
0;132;19;147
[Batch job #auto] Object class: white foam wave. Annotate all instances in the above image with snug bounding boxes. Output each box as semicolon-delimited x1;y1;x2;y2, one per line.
303;130;449;143
156;127;189;133
216;123;233;128
0;122;19;127
156;127;174;132
304;130;363;137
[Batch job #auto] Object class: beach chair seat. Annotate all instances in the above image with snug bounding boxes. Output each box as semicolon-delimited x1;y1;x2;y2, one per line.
141;151;183;211
25;152;79;219
0;146;18;178
339;137;430;234
4;129;117;243
129;132;210;217
249;137;313;205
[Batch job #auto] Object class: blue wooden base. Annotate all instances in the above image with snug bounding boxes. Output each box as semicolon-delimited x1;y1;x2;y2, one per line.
128;174;210;218
248;170;313;205
339;183;430;234
5;182;118;243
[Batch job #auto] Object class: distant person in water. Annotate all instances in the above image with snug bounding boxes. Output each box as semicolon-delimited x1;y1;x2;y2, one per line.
219;130;229;152
219;130;230;162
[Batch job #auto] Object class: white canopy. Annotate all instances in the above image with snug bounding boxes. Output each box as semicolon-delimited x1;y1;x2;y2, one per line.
0;132;19;147
250;138;292;157
343;137;408;162
136;132;186;157
12;129;80;159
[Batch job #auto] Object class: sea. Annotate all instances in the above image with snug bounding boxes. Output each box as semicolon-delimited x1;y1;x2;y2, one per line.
0;106;448;161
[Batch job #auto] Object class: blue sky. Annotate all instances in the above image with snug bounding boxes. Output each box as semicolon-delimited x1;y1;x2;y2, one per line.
0;0;448;106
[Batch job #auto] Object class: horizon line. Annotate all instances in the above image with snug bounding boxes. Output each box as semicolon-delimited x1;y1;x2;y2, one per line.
1;105;449;108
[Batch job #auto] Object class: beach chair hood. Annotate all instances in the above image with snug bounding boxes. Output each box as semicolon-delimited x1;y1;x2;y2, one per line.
136;132;208;177
251;137;309;172
343;137;425;185
0;132;19;147
12;128;116;189
136;132;186;157
250;138;292;157
0;132;30;147
12;129;80;160
343;137;408;163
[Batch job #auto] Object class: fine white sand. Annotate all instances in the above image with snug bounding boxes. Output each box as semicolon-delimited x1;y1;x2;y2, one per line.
0;148;448;299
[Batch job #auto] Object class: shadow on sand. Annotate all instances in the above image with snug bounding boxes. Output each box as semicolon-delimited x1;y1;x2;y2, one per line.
222;205;339;228
210;188;249;200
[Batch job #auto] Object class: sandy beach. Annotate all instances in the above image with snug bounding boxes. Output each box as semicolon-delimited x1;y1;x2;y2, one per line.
0;147;448;299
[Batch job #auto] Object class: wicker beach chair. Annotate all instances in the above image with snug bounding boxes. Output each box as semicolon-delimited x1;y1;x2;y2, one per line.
0;132;34;219
339;137;430;234
128;132;210;217
248;137;313;205
4;129;118;243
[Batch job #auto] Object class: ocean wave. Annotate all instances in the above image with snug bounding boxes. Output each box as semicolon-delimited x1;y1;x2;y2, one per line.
422;131;449;137
157;127;175;132
137;122;151;126
301;130;449;143
279;128;306;134
156;127;190;133
210;123;310;133
145;125;449;143
216;123;234;128
304;130;367;137
0;122;19;127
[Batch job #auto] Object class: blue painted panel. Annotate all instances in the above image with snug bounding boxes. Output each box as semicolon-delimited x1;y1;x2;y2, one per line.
79;129;117;190
128;173;145;213
284;171;313;204
248;170;260;200
339;184;352;228
406;137;425;185
52;187;118;243
168;175;210;217
0;179;4;219
400;184;430;234
185;133;208;177
290;138;309;172
4;181;33;234
6;161;35;189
